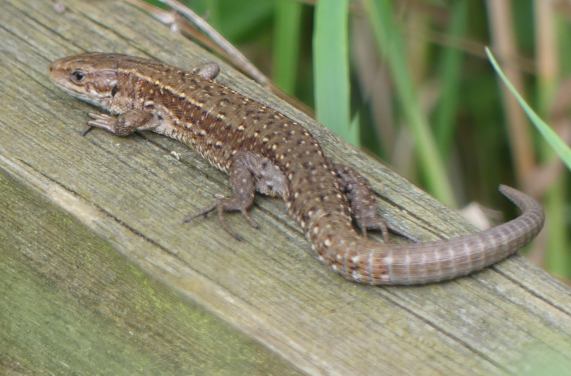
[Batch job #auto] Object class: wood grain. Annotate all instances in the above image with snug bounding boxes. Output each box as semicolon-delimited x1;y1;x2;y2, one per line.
0;171;302;375
0;0;570;374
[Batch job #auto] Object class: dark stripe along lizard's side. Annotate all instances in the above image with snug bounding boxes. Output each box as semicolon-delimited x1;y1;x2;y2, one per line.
48;53;544;285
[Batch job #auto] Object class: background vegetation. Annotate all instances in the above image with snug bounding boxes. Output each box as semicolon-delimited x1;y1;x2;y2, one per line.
148;0;571;281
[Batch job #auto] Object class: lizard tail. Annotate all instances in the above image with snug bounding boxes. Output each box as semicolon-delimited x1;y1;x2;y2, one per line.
312;185;544;285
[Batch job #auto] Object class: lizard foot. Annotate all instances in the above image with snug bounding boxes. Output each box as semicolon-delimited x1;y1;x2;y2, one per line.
86;110;160;137
183;199;259;241
358;219;389;243
87;112;117;133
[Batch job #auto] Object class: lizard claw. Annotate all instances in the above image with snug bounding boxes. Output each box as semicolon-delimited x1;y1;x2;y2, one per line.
87;112;116;133
358;220;389;243
240;209;259;230
81;126;94;136
182;203;217;224
183;200;257;241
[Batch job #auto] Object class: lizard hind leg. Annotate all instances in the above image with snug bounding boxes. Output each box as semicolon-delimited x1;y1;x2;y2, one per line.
333;163;389;242
183;152;259;241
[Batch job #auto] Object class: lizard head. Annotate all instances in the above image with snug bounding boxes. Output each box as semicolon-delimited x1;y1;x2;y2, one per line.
49;52;120;109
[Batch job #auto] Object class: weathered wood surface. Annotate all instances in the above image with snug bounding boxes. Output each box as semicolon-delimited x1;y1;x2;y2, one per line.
0;172;302;375
1;0;570;375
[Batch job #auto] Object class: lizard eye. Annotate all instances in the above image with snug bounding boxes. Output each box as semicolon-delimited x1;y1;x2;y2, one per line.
71;69;86;83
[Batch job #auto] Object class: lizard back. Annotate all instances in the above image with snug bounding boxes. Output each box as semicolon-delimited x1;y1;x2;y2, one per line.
48;53;545;285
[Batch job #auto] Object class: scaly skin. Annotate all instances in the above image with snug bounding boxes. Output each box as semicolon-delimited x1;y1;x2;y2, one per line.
48;53;545;285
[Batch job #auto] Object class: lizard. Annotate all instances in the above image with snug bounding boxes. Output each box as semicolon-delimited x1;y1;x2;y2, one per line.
48;53;545;285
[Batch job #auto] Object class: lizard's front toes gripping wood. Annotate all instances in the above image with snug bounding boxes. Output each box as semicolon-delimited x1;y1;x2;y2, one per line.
183;154;258;241
85;113;117;136
87;110;160;137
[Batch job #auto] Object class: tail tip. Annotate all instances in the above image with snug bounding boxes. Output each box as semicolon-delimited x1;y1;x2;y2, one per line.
498;184;516;197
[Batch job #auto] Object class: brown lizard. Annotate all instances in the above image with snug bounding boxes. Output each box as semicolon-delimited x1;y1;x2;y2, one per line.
48;53;544;285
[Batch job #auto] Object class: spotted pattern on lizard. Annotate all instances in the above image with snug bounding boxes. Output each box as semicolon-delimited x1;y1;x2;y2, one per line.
48;53;545;285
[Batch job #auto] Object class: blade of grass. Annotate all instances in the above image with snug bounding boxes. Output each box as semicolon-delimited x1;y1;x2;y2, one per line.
162;0;269;86
273;0;302;95
486;47;571;170
362;0;455;206
555;18;571;256
313;0;358;145
434;0;467;155
533;0;569;279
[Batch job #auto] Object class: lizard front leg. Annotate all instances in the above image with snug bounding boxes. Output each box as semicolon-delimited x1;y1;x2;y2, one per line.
183;152;260;241
85;110;161;136
334;163;389;241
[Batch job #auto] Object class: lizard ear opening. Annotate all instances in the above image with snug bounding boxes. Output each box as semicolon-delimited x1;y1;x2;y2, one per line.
111;85;118;97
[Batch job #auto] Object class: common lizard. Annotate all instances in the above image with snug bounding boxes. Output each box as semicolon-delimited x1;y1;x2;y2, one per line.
48;53;545;285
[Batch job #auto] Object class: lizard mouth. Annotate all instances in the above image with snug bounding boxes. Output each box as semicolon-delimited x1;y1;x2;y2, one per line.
49;73;108;110
48;54;118;111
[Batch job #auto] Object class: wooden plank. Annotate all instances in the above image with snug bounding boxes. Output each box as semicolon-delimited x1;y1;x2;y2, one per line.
0;171;303;375
0;0;570;374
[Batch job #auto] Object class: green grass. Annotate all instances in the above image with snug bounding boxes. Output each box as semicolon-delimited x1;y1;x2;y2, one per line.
434;0;467;156
487;47;570;277
486;49;571;170
313;0;357;145
362;0;454;206
272;0;302;95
